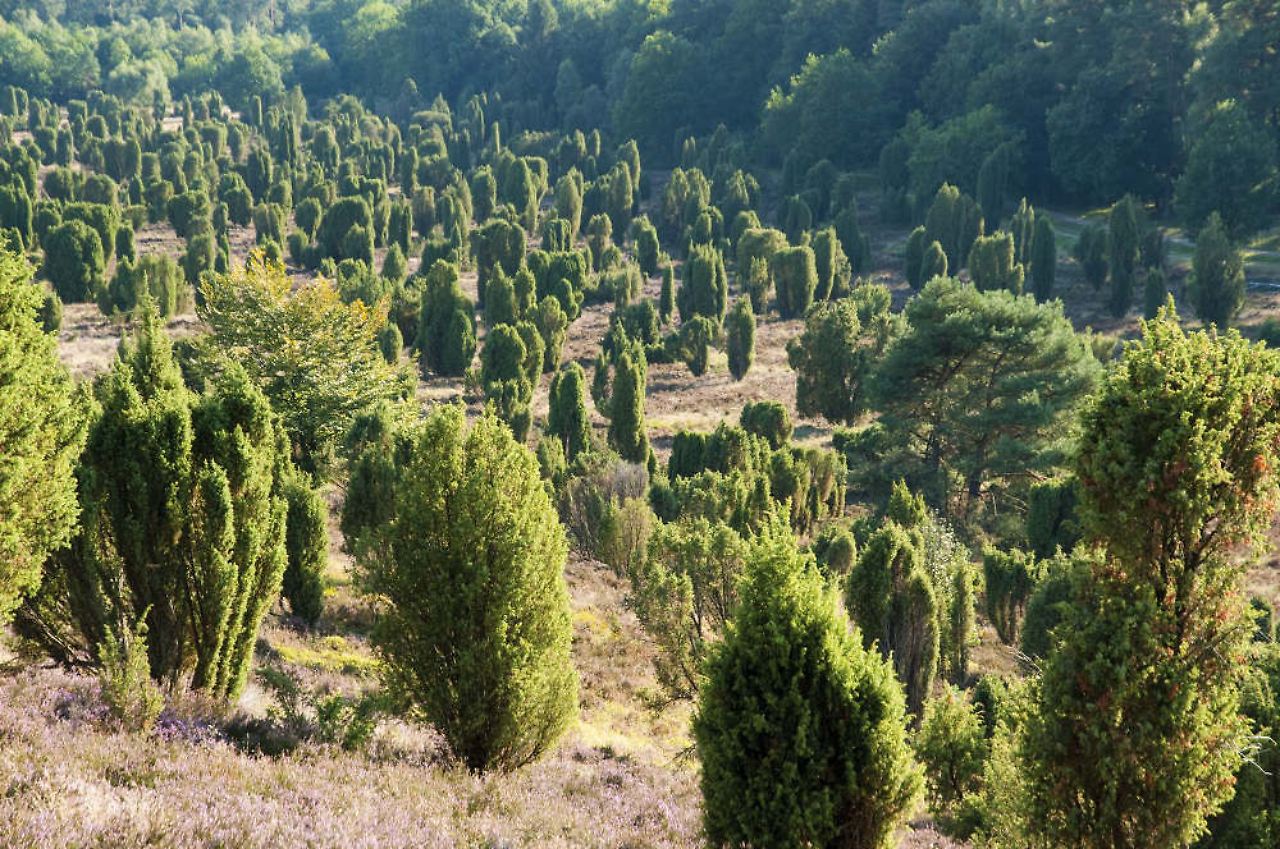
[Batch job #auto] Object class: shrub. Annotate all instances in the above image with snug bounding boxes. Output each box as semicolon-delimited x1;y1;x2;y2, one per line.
679;314;717;377
696;519;922;849
547;362;591;463
43;219;105;302
968;231;1024;294
606;341;649;463
417;260;476;377
98;618;165;734
30;307;289;701
0;251;86;623
773;245;818;319
198;254;410;473
915;686;986;818
481;324;534;441
282;476;327;627
357;408;578;771
982;548;1036;646
740;400;792;450
678;243;729;324
724;296;755;380
598;496;655;578
533;295;568;372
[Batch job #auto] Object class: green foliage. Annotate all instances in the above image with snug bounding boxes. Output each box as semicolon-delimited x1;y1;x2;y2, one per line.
787;290;894;425
1030;215;1056;301
1176;100;1276;238
1022;306;1280;849
1107;195;1140;318
811;226;850;302
677;314;716;377
199;255;409;473
0;250;86;623
1196;644;1280;848
659;261;675;322
923;184;983;273
357;408;578;772
97;617;165;734
101;253;186;317
1189;212;1246;329
43;218;104;302
968;231;1023;294
631;517;749;701
740;400;791;450
417;259;476;377
633;215;660;277
1025;476;1080;559
920;240;948;285
982;548;1035;646
915;687;986;819
481;323;534;441
533;295;568;372
696;519;922;849
904;226;927;290
867;277;1100;516
678;243;728;324
282;475;327;627
606;341;649;464
37;306;288;700
1074;223;1109;290
1019;555;1076;660
847;520;938;718
773;245;818;319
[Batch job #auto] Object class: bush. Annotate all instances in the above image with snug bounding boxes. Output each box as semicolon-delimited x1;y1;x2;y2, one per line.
358;408;578;771
282;476;327;627
43;219;105;302
982;548;1035;646
915;686;986;819
724;296;755;380
98;619;165;734
598;496;655;578
29;307;289;701
0;251;85;623
740;400;792;449
678;243;729;324
773;245;818;319
696;519;922;849
417;260;476;377
548;362;591;463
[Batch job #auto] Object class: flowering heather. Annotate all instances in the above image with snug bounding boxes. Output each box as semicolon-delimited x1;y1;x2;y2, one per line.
0;666;700;849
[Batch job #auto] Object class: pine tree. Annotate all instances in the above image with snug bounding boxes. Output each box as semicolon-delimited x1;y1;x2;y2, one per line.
548;362;591;463
725;296;755;380
0;250;86;623
358;408;578;771
1189;211;1246;329
696;519;922;849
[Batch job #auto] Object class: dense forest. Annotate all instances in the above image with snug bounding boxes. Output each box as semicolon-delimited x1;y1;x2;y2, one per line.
2;1;1280;848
